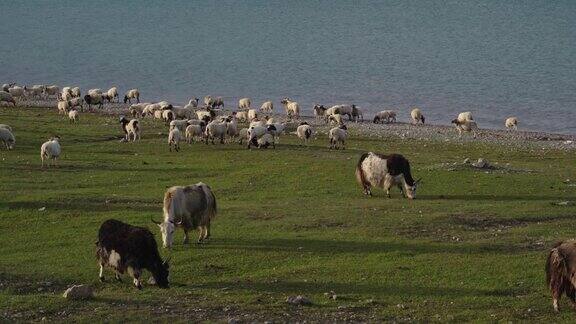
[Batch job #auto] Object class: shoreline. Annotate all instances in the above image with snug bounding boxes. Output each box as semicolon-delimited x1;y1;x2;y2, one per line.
6;99;576;151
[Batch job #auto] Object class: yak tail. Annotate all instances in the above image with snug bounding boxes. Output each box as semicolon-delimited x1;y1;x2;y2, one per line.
198;182;217;221
356;153;370;190
546;242;568;292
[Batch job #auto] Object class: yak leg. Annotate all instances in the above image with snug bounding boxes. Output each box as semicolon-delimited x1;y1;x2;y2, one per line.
99;264;105;282
384;175;394;198
197;227;205;244
183;228;190;244
128;267;142;290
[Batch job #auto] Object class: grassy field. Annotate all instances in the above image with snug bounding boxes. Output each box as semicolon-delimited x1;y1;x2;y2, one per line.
1;107;575;322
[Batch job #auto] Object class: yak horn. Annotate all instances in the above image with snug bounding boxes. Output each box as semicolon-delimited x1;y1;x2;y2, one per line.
151;217;162;225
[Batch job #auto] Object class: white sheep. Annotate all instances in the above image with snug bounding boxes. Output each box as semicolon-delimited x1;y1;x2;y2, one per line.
247;109;258;121
185;98;199;109
249;119;267;128
24;85;44;98
8;86;25;102
267;122;286;141
226;116;239;142
327;104;354;121
83;93;104;109
123;89;140;104
154;109;164;120
162;110;175;124
351;105;363;122
238;97;251;109
196;109;216;122
57;100;70;114
170;106;195;119
44;85;60;98
257;133;275;149
169;119;189;132
129;103;150;118
329;124;348;150
0;128;15;150
505;117;518;130
234;110;248;122
2;83;16;92
457;111;473;122
451;118;478;138
247;124;273;149
168;128;182;152
120;117;141;141
185;124;204;143
280;98;300;119
238;128;249;145
328;113;344;125
204;95;223;108
205;119;228;144
313;104;327;120
410;108;425;124
68;109;79;123
107;87;119;102
373;110;397;124
61;87;72;101
71;87;81;98
0;91;16;106
296;122;313;145
68;97;84;110
260;101;273;113
40;137;61;167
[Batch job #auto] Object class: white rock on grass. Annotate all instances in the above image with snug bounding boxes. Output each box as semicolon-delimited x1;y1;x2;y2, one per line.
286;295;312;306
62;285;93;300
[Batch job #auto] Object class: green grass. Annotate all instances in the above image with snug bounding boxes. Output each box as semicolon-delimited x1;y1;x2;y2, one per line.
0;107;575;322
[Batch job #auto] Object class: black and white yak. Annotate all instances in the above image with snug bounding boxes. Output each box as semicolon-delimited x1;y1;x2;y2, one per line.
152;182;217;248
546;240;576;312
355;152;420;199
96;219;170;290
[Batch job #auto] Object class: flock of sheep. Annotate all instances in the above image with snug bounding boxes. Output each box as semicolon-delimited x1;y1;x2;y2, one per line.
0;82;523;166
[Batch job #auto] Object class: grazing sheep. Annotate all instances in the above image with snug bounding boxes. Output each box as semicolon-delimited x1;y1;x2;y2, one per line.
238;97;251;109
0;91;16;106
329;124;348;149
505;117;518;130
546;240;576;312
169;106;195;119
119;117;141;141
257;133;275;149
24;85;44;98
280;98;300;119
205;119;228;145
225;116;239;142
328;104;354;121
373;110;397;124
123;89;140;104
2;83;16;92
169;119;190;132
196;109;216;122
451;119;478;138
356;152;420;199
129;103;150;118
204;95;224;108
185;98;199;109
249;119;266;128
351;105;363;122
57;100;70;114
71;87;81;98
234;110;248;122
247;109;258;121
84;93;104;109
328;113;344;125
0;128;15;150
457;111;473;122
410;108;425;124
68;97;84;110
267;122;286;142
0;124;12;131
40;136;61;167
238;128;249;145
313;104;327;120
168;128;182;152
185;123;205;143
296;122;313;145
247;125;271;149
154;109;164;120
61;87;72;101
162;109;175;124
107;87;119;102
8;86;25;102
44;85;60;98
68;109;79;123
260;101;273;113
142;103;163;117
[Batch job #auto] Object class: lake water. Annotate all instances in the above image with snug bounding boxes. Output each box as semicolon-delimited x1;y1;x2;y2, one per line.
2;0;575;133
